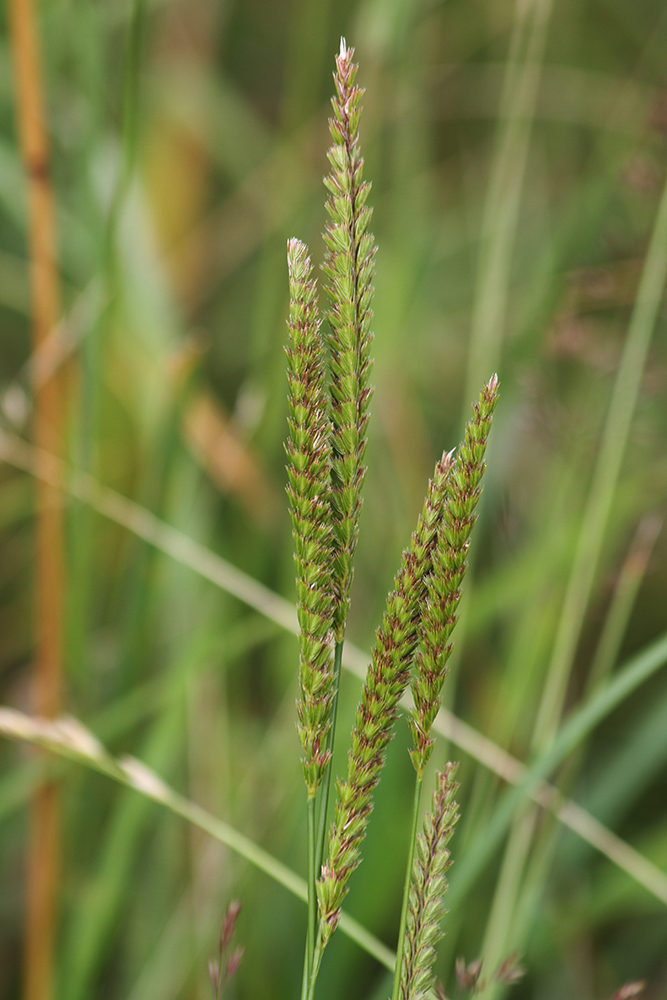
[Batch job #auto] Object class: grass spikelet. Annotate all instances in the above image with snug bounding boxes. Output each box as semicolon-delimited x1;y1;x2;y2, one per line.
409;375;499;776
208;900;243;999
285;238;335;799
399;764;460;1000
323;38;376;641
316;452;454;944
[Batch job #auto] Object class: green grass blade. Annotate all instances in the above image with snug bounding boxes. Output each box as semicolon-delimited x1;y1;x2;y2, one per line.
533;166;667;750
61;701;185;1000
446;629;667;910
0;706;395;973
463;0;554;407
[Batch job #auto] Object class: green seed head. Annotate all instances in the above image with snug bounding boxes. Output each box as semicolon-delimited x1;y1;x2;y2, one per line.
323;39;376;642
285;239;336;799
399;764;460;1000
316;450;455;938
409;376;499;777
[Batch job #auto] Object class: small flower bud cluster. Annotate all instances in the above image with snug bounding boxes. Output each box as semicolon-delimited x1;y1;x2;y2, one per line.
399;764;460;1000
409;375;499;776
455;957;484;993
451;951;526;995
208;899;243;1000
316;455;453;942
322;38;376;641
285;239;336;800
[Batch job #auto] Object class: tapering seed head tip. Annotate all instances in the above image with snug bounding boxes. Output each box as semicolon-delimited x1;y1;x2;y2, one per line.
323;37;374;640
409;380;498;774
286;238;311;282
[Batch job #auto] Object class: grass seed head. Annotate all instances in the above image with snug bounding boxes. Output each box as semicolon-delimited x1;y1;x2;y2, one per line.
409;376;499;776
285;238;336;799
399;764;460;1000
316;452;454;943
323;39;376;641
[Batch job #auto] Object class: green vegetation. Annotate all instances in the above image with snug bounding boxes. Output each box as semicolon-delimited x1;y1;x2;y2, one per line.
0;1;666;999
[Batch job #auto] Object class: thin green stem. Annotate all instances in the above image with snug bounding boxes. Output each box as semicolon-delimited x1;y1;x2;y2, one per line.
392;773;423;1000
300;639;344;996
301;795;317;1000
306;928;325;1000
302;641;343;998
299;922;309;1000
315;640;344;875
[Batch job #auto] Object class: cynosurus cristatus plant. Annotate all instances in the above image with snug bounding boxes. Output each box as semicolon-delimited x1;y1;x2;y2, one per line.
284;39;498;1000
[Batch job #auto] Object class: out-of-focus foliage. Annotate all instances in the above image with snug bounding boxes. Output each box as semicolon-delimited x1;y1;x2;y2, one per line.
1;0;667;998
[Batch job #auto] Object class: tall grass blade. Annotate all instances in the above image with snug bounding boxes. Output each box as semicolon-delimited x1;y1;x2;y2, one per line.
533;163;667;751
480;129;667;989
447;629;667;911
464;0;553;407
0;706;396;973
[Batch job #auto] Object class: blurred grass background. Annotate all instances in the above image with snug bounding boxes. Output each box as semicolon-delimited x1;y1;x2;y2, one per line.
1;0;667;997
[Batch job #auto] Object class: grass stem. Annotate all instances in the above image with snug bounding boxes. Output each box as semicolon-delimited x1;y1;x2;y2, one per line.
301;796;317;999
306;930;324;1000
392;774;423;1000
302;639;343;996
